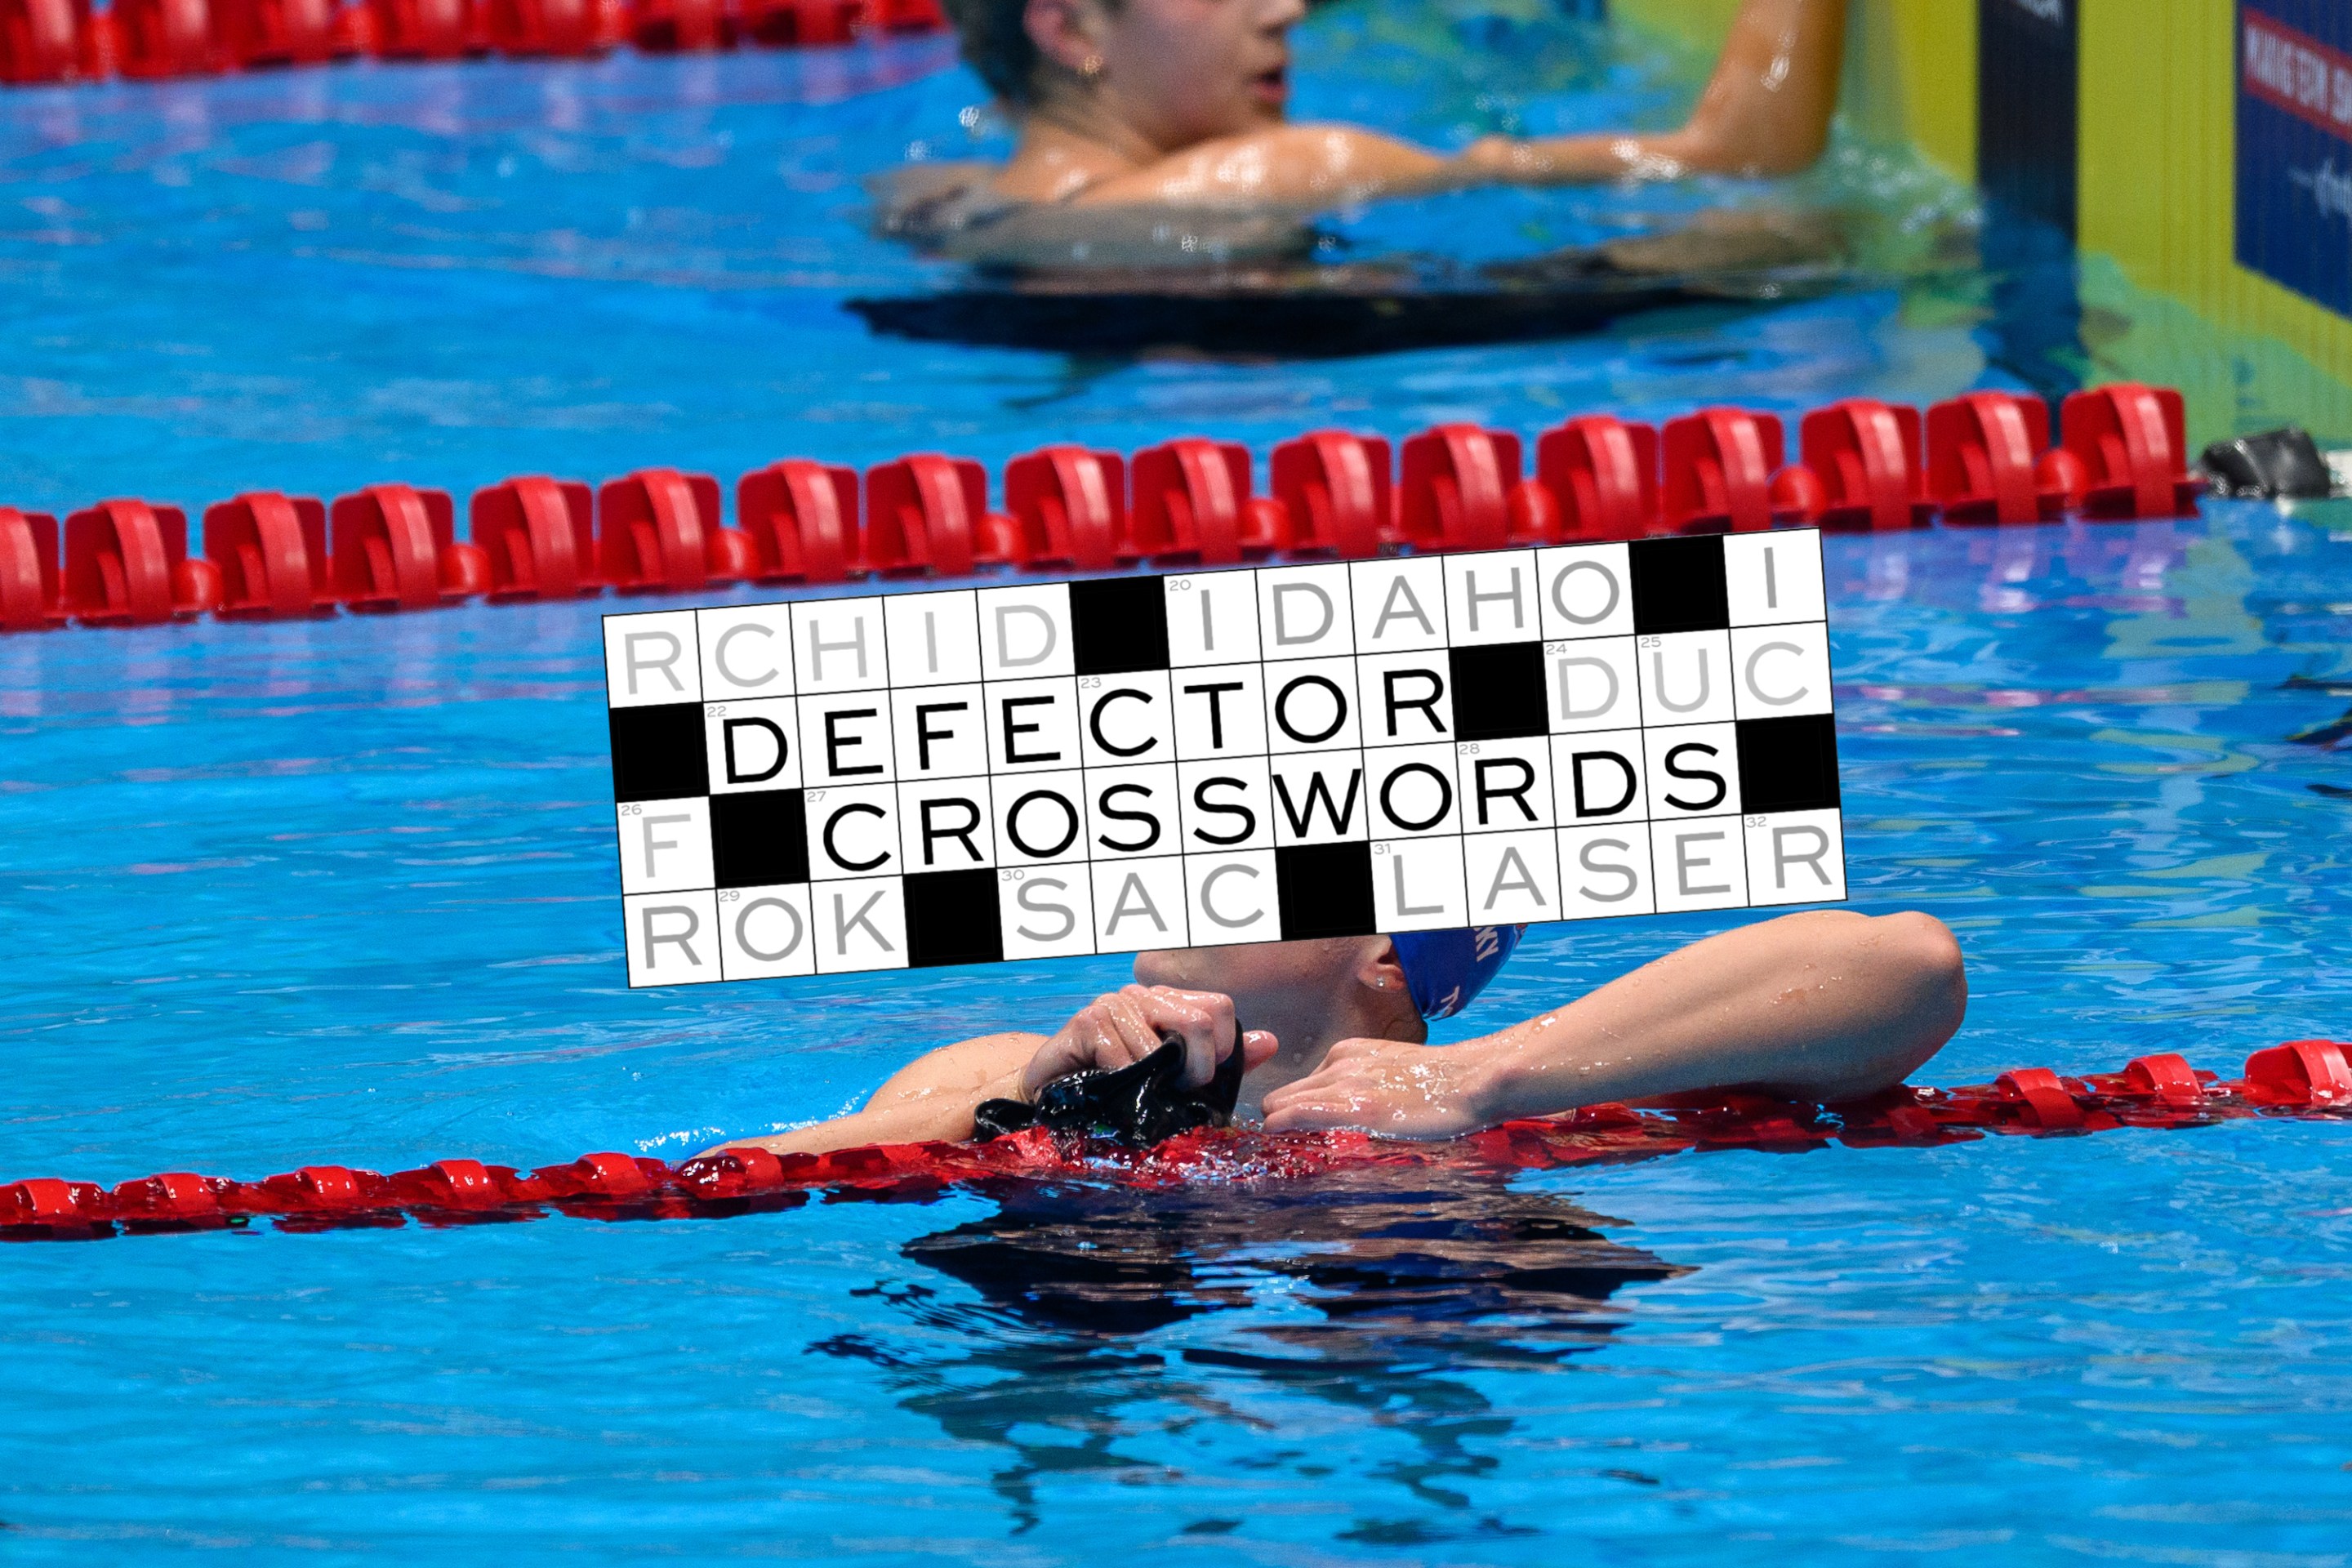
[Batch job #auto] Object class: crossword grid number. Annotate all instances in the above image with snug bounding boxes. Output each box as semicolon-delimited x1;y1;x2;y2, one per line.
604;534;1846;987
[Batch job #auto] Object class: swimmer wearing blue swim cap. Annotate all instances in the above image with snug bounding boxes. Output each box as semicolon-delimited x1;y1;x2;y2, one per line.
724;909;1968;1156
1388;925;1526;1023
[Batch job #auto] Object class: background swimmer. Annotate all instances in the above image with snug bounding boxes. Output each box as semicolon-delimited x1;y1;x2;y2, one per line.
728;909;1967;1154
945;0;1846;209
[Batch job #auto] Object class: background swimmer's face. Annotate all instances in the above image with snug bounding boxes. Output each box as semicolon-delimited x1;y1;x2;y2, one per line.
1029;0;1307;149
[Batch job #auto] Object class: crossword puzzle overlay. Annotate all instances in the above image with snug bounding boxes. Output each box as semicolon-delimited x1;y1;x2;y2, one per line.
604;534;1845;987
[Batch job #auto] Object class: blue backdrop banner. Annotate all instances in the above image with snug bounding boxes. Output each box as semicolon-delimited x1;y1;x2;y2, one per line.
2238;0;2352;317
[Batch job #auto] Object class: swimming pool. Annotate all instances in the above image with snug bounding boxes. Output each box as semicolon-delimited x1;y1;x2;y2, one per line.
5;7;2352;1561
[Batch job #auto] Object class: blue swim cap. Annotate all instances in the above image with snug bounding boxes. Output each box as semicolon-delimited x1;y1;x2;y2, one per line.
1390;925;1526;1022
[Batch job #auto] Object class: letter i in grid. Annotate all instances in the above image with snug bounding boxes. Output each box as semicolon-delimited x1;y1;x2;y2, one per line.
604;531;1844;987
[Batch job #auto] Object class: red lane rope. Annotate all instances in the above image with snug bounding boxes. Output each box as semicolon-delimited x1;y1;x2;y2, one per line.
7;1041;2346;1241
0;0;948;92
0;385;2205;635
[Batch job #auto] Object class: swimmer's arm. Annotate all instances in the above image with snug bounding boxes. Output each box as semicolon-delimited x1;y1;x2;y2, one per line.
1062;121;1696;208
1469;0;1848;185
710;1033;1045;1158
1067;0;1844;207
706;987;1272;1158
1261;911;1966;1139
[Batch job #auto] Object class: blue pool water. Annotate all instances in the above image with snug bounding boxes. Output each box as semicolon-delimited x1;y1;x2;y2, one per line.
5;7;2352;1562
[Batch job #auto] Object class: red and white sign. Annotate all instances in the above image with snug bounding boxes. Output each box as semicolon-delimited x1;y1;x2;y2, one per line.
2244;7;2352;144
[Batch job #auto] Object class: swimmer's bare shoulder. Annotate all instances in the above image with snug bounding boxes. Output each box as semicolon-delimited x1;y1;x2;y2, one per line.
1036;123;1454;210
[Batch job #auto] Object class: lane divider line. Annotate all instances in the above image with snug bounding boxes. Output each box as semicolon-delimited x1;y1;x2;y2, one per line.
6;1040;2345;1241
0;384;2209;636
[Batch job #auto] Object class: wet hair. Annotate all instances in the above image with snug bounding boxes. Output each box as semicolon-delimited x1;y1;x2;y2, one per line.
942;0;1117;109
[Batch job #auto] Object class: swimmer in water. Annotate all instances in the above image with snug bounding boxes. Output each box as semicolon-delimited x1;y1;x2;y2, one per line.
945;0;1846;210
881;0;1847;265
730;910;1966;1154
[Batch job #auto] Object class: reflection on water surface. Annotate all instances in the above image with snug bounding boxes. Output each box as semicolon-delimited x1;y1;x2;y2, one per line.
818;1169;1682;1532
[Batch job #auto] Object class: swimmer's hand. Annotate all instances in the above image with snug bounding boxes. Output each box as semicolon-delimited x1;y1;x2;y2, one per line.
1259;1037;1493;1141
1022;984;1278;1102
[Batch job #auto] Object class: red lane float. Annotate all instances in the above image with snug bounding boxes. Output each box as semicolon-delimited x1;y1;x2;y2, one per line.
329;483;488;610
1926;390;2078;524
1396;422;1564;550
483;0;610;56
6;1044;2345;1242
740;0;857;45
0;0;106;82
203;492;338;619
1271;431;1392;559
1130;438;1274;566
1538;416;1658;542
864;453;1003;577
3;0;935;83
0;506;64;631
368;0;483;58
214;0;339;66
2063;383;2207;520
1004;445;1129;572
61;500;221;626
597;467;750;594
112;0;221;77
1801;399;1936;532
866;0;938;29
473;475;599;601
1661;408;1820;533
479;0;616;54
1397;423;1522;552
2243;1038;2352;1107
627;0;729;49
737;459;861;584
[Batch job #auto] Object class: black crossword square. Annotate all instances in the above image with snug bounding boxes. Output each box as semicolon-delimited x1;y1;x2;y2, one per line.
1275;842;1376;939
905;869;1006;969
609;703;710;802
1736;715;1842;813
1070;575;1172;675
1630;535;1731;635
1448;642;1548;742
710;789;810;889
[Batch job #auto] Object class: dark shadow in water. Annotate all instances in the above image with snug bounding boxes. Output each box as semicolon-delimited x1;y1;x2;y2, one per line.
811;1167;1684;1535
2285;675;2352;751
853;198;1864;359
1978;203;2087;403
1973;0;2084;400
